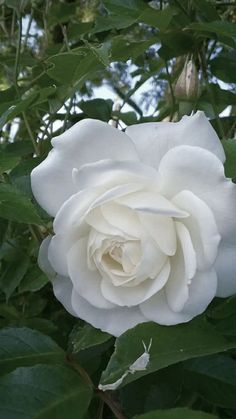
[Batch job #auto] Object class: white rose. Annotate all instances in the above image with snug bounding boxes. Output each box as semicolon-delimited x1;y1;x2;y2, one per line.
31;111;236;337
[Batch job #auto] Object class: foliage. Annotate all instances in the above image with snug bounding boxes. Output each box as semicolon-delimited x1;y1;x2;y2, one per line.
0;0;236;418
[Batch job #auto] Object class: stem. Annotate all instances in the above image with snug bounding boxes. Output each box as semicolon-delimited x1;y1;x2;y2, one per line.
66;355;94;390
96;390;126;419
14;13;22;87
22;111;39;155
165;61;175;121
67;355;125;419
62;96;74;133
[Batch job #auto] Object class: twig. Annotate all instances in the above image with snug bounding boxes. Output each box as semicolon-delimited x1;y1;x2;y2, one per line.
165;61;175;121
96;390;126;419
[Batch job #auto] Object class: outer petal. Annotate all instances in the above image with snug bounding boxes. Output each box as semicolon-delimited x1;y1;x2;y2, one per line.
140;269;217;325
126;111;225;169
38;236;77;317
159;145;236;245
31;119;139;216
71;288;147;337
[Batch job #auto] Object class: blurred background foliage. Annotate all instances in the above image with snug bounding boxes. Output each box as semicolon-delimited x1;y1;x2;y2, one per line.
1;1;236;418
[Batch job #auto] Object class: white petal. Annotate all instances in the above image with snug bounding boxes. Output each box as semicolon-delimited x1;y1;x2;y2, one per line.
139;213;177;256
140;269;217;325
38;236;77;316
101;261;170;306
116;191;188;217
165;221;196;313
52;276;77;317
175;221;197;280
101;202;141;238
38;236;56;279
86;207;123;236
215;243;236;297
173;190;220;271
48;232;78;277
159;145;225;199
67;237;115;309
159;145;236;245
74;159;159;191
53;183;142;235
31;119;139;216
71;288;147;337
126;111;225;170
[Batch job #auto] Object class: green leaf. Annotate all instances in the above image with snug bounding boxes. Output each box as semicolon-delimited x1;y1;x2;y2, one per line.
0;364;92;419
79;99;113;122
222;139;236;179
211;51;236;84
0;254;29;299
191;0;219;22
190;21;236;48
46;50;103;86
100;319;236;388
183;355;236;408
19;265;48;293
133;407;217;419
158;31;195;59
69;323;112;355
0;183;43;225
0;327;64;375
0;153;20;173
0;92;38;130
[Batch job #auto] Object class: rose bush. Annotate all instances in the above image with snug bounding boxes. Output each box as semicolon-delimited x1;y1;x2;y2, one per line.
31;111;236;337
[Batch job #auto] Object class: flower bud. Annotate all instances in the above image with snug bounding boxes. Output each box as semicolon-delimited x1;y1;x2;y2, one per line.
175;58;199;101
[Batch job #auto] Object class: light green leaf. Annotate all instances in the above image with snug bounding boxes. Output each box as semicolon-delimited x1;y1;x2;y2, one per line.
0;327;64;375
100;319;236;388
0;364;92;419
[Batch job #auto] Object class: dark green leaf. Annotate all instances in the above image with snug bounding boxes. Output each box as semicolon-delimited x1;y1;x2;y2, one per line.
0;327;64;375
222;139;236;179
190;21;236;48
79;99;113;122
133;407;217;419
0;364;92;419
69;323;112;354
211;51;236;84
0;153;20;173
0;254;29;299
183;355;236;408
0;184;43;225
19;265;48;293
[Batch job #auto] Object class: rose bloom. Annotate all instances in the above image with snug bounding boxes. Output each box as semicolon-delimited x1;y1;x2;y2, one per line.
31;112;236;337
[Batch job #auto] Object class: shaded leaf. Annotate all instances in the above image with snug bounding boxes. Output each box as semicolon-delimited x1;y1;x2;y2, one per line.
0;364;92;419
0;327;64;375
